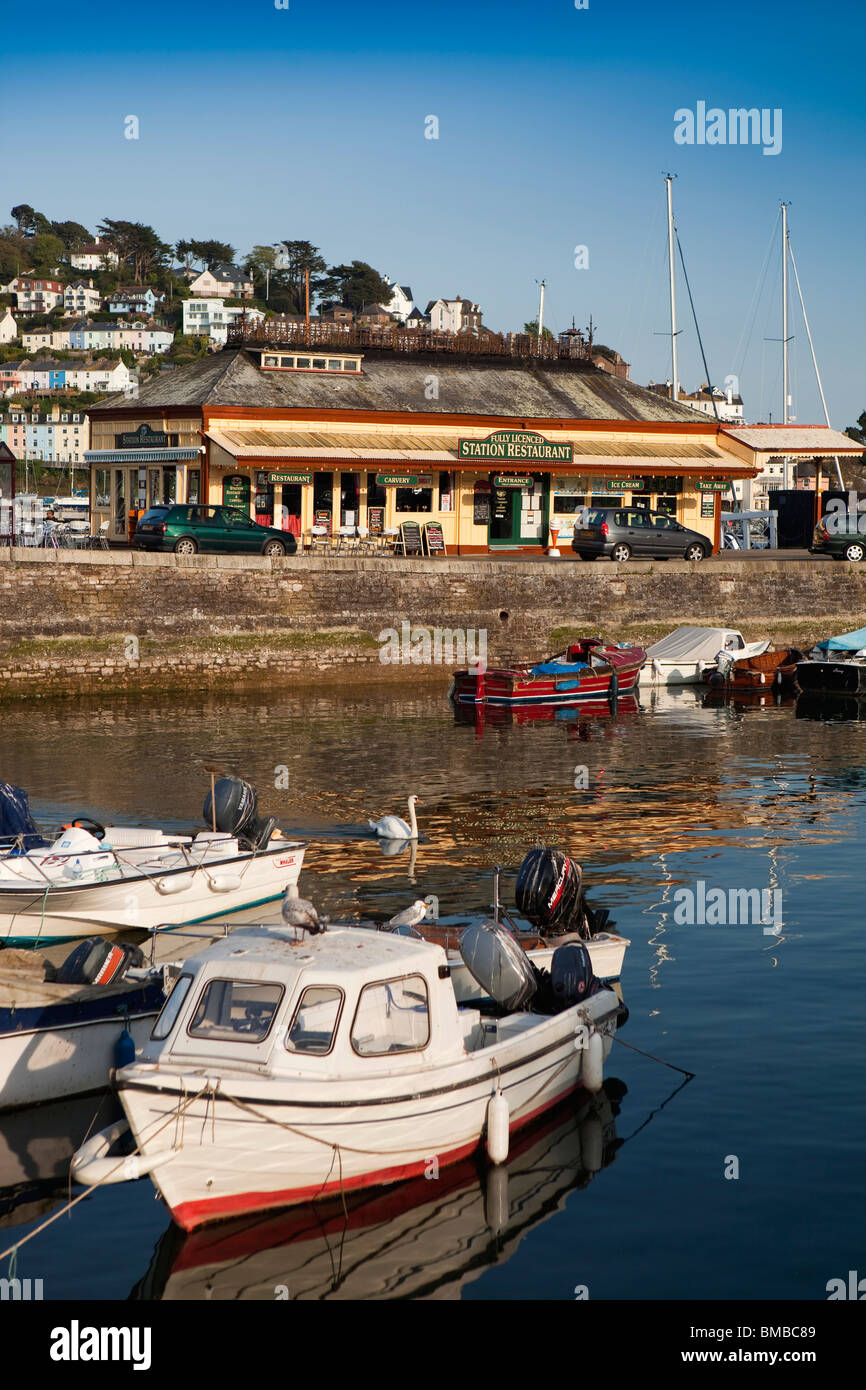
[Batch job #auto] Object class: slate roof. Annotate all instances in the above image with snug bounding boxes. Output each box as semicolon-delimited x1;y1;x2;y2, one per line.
90;347;703;423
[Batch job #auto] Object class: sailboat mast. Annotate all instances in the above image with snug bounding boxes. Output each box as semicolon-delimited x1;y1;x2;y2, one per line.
666;175;678;401
781;201;790;487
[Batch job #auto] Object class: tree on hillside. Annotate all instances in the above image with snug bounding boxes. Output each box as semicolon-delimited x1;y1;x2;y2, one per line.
176;238;237;270
243;246;279;297
272;241;328;312
31;232;66;271
523;320;553;339
326;260;391;311
50;220;91;251
11;204;38;235
97;220;171;282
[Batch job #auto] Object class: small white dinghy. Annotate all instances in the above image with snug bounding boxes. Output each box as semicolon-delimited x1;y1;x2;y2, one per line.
638;625;749;687
72;923;622;1230
0;777;305;945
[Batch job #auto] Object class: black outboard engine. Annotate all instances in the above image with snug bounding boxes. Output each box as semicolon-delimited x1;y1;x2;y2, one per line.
56;937;144;987
202;776;276;851
515;847;583;936
531;941;602;1015
0;782;49;852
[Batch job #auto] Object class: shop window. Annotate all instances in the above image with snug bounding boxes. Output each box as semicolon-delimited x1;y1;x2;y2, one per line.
552;492;586;514
367;475;386;509
592;494;620;508
94;469;110;507
656;496;678;517
438;471;453;512
340;472;360;526
395;487;433;513
187;469;201;504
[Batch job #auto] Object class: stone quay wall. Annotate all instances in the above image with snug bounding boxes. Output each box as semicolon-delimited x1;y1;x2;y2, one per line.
1;547;864;698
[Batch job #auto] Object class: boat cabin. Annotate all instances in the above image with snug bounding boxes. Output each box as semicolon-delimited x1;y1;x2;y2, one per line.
140;927;500;1076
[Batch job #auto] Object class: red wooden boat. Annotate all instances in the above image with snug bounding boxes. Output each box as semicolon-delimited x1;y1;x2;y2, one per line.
450;637;646;707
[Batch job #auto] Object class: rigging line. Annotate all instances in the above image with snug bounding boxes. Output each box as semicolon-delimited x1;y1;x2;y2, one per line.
674;228;719;422
787;235;845;489
732;208;780;379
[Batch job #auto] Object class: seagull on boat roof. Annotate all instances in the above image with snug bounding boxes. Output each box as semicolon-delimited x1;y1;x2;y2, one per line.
281;885;325;934
386;895;438;930
368;794;421;841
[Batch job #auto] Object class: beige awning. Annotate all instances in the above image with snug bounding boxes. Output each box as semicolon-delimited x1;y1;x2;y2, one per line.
720;426;862;458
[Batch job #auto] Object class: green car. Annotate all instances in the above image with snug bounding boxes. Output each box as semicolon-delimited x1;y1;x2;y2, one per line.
810;518;865;562
134;504;297;557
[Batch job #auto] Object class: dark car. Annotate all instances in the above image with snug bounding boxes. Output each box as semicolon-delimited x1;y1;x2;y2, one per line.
134;504;297;557
810;518;865;562
572;506;711;562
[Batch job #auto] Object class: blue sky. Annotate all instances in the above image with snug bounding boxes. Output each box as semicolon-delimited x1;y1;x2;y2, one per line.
3;0;864;425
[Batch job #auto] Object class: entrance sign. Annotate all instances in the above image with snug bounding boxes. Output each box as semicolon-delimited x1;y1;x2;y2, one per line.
493;474;532;488
270;471;312;485
458;430;573;463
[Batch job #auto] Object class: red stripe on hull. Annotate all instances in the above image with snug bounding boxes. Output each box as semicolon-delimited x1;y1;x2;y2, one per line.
170;1080;586;1232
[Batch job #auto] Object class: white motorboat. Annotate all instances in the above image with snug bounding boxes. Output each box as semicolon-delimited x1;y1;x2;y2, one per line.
0;940;168;1111
0;778;305;945
72;923;622;1230
638;625;751;686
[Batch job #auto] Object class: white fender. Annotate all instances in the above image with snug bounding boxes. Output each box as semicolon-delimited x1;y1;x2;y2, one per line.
583;1030;604;1094
156;872;195;895
70;1120;178;1188
486;1089;509;1164
208;873;243;893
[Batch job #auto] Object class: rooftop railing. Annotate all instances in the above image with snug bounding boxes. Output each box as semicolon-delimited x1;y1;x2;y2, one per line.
226;318;594;361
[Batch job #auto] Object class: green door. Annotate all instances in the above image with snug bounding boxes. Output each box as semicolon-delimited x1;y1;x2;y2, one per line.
488;473;549;547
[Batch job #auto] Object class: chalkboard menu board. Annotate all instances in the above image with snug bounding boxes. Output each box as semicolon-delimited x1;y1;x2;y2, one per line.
424;521;446;555
315;509;331;528
368;506;384;535
399;521;423;555
473;490;490;525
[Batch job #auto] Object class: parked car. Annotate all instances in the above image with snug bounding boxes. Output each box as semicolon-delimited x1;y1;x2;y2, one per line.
134;504;297;557
572;507;711;562
810;518;865;562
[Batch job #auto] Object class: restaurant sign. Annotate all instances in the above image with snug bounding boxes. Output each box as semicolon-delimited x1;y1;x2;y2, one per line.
269;472;313;485
493;474;532;488
458;430;573;463
695;479;730;491
116;423;168;449
605;479;645;490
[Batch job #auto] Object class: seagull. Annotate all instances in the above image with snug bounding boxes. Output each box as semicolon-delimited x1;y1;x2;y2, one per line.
281;885;325;934
386;895;439;930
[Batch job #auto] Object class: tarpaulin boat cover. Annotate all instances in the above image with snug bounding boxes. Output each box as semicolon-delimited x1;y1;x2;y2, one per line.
645;626;744;664
814;626;866;653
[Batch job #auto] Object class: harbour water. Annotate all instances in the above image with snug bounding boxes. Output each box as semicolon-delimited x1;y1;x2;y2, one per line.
2;682;865;1299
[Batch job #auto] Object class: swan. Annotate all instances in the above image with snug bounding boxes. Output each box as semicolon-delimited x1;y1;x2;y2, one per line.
368;795;421;841
386;894;438;930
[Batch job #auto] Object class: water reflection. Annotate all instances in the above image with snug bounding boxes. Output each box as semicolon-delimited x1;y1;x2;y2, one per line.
131;1082;628;1301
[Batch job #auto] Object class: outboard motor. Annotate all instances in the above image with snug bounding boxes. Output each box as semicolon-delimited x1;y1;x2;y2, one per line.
56;937;144;987
515;848;583;936
531;942;602;1015
459;920;537;1012
202;777;276;851
0;782;48;852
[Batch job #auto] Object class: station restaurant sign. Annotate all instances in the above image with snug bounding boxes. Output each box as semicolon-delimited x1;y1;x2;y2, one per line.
458;430;573;463
269;471;313;485
115;423;168;449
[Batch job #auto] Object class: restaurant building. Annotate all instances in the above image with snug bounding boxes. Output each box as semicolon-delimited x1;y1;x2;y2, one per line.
86;327;859;551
